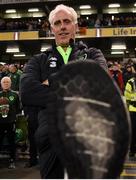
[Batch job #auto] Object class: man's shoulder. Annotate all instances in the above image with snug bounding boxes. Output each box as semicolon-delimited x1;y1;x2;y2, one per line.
35;47;52;58
31;48;53;63
87;47;102;53
76;41;99;50
34;52;48;60
76;41;88;50
9;90;19;96
26;53;49;68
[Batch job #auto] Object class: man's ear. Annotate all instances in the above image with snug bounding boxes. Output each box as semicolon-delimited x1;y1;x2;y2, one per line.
51;26;55;35
75;23;79;33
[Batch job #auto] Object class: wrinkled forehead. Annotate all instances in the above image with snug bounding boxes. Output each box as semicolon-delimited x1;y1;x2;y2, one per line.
52;10;73;25
1;78;11;84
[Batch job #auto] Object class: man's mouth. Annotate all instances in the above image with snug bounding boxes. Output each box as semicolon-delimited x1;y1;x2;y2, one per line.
59;32;69;36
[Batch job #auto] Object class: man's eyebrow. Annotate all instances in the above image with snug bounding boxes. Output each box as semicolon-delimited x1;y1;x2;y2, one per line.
54;18;72;24
53;20;61;25
63;19;72;21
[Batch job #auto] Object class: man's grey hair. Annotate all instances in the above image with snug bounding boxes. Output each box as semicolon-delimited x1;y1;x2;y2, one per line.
49;4;78;26
1;76;11;84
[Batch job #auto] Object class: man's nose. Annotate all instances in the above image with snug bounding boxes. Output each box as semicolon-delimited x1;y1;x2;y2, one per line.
60;22;66;29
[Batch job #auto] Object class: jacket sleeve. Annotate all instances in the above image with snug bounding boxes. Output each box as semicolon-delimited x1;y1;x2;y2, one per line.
88;48;108;71
20;53;50;108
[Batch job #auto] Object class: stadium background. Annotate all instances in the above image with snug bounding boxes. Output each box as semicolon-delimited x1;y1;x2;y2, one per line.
0;0;136;64
0;0;136;178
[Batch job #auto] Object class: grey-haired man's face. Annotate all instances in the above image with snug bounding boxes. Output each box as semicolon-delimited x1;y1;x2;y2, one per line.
51;10;78;46
1;78;11;90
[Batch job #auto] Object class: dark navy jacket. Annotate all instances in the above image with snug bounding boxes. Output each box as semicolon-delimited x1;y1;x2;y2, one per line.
20;41;108;176
20;41;107;108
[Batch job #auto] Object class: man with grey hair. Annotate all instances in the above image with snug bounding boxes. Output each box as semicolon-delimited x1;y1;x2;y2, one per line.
20;4;129;179
0;76;20;169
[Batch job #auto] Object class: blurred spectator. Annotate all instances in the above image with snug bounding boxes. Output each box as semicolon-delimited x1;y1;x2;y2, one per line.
8;64;21;92
94;18;101;28
87;17;95;28
0;76;20;169
102;17;112;27
15;64;23;75
1;64;9;77
42;20;50;31
108;62;124;93
1;14;136;32
78;17;88;27
124;75;136;158
123;64;135;87
127;59;136;69
0;17;6;30
0;64;4;81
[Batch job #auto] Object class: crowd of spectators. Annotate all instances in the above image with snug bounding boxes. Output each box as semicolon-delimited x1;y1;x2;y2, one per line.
0;18;50;32
0;58;135;169
0;14;136;32
107;59;136;94
78;15;136;28
0;62;40;169
0;63;23;91
0;59;135;95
